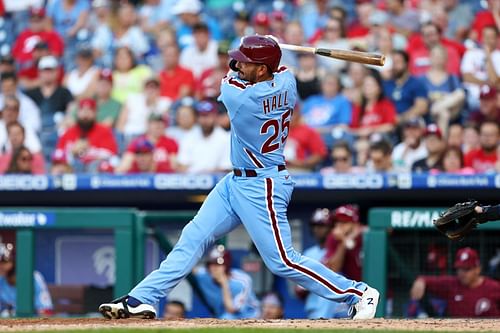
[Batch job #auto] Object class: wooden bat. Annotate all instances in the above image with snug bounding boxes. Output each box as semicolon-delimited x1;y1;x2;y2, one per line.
279;43;385;66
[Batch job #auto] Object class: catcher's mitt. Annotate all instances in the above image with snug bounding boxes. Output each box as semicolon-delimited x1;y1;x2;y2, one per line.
433;200;481;241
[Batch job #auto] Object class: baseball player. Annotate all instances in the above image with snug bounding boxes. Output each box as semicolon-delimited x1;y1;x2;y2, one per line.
0;243;53;317
99;35;379;320
409;247;500;317
194;245;260;319
298;208;341;319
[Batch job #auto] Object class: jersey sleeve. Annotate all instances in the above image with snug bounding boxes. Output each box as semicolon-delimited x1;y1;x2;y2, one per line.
230;271;253;312
218;74;249;118
422;275;454;299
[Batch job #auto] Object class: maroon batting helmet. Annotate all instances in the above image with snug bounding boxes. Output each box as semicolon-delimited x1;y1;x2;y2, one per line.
228;35;281;72
206;245;232;273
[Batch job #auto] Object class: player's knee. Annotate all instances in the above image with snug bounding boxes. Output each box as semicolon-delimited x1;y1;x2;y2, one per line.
268;263;290;276
178;222;213;247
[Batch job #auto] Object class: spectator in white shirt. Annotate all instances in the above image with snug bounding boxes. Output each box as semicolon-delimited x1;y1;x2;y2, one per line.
166;97;199;143
180;22;218;79
460;25;500;110
112;3;150;59
391;117;428;172
176;99;231;173
0;95;41;154
0;72;41;133
117;75;172;145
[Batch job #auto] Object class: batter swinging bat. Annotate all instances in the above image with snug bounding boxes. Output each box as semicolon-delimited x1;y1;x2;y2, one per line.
279;43;386;66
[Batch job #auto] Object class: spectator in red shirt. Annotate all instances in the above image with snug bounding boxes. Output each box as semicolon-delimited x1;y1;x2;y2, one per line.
55;98;118;173
195;41;230;100
464;121;499;173
408;22;461;76
350;70;397;138
432;146;475;175
116;114;178;174
124;138;158;174
470;0;500;42
50;150;73;175
159;44;196;100
4;146;39;175
284;106;327;172
467;85;500;128
347;0;374;39
410;247;500;317
252;12;271;36
11;7;64;68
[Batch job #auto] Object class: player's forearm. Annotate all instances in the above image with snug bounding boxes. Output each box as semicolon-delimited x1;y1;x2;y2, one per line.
220;282;236;313
325;244;347;272
462;73;487;85
410;277;426;300
479;204;500;223
485;58;500;85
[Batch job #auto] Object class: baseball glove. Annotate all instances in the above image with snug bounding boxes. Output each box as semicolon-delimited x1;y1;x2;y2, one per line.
433;200;482;241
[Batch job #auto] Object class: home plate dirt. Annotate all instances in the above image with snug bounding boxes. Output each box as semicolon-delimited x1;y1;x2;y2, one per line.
1;318;499;332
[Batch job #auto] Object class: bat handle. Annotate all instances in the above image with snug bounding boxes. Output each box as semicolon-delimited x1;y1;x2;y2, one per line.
316;48;386;66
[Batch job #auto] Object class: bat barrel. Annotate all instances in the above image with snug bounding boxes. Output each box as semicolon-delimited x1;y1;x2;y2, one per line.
316;48;385;66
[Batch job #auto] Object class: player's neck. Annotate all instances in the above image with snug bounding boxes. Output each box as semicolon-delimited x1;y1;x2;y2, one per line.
256;73;274;83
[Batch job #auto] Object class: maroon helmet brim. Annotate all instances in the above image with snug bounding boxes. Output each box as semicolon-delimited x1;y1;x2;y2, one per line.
228;49;254;63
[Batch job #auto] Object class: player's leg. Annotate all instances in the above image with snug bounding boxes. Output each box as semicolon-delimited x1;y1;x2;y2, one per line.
232;175;378;319
99;175;241;319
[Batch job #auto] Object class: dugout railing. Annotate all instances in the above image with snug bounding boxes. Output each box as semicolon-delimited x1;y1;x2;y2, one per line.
2;208;138;317
364;208;500;318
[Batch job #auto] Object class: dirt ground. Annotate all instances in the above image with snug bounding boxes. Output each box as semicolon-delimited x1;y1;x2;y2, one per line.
1;318;500;332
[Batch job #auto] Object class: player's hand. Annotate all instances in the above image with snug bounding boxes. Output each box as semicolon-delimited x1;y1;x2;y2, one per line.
211;265;228;284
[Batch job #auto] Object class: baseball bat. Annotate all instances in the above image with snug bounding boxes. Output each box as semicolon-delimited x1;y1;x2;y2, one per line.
279;43;386;66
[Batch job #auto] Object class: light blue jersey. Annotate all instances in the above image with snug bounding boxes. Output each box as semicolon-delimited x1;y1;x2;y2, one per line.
219;68;297;169
128;65;366;317
0;271;53;316
194;267;260;319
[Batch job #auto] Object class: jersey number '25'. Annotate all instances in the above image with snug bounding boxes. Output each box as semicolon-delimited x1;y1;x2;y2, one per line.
260;109;292;154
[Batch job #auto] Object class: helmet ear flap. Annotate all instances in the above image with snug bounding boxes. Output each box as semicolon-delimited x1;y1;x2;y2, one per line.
229;59;238;72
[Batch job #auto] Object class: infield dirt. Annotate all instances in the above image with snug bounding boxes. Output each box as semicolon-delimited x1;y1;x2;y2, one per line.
1;318;499;332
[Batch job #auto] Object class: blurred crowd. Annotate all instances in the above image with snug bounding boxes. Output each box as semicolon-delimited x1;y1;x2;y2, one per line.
0;0;498;175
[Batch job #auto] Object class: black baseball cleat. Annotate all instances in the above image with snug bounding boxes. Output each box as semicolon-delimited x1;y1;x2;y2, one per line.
99;295;156;319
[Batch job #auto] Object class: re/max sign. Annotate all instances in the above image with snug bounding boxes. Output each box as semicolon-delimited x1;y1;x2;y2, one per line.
390;210;442;228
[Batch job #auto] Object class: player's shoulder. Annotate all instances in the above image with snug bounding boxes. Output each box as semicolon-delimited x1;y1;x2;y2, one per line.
222;73;256;91
482;276;500;287
273;66;294;81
